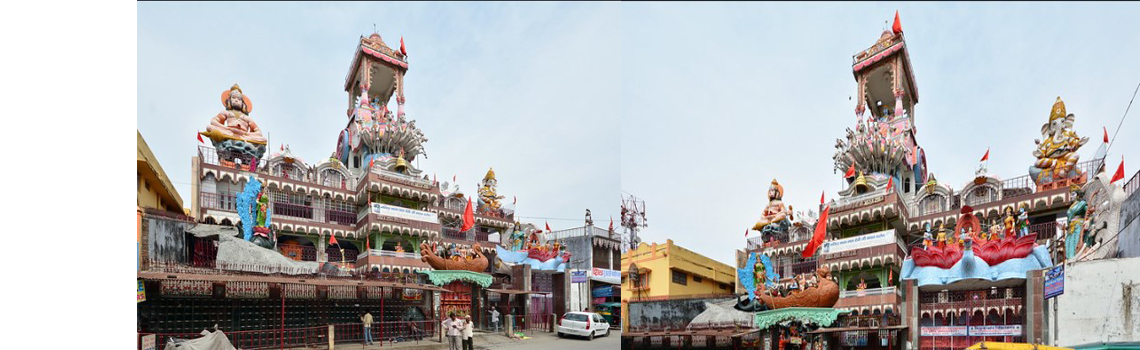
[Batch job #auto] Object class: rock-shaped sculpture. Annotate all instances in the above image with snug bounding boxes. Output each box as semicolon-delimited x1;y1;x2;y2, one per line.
1031;97;1088;184
201;84;268;162
735;266;839;312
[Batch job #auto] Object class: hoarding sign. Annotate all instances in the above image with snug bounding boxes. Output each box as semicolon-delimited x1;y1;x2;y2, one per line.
590;267;621;284
140;334;155;350
819;230;895;255
920;326;968;337
592;285;613;297
969;325;1022;337
1044;265;1064;299
571;270;588;283
137;280;146;303
370;203;440;224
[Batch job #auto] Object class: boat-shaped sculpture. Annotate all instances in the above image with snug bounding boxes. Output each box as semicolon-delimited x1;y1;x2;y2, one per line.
419;242;489;272
736;266;840;311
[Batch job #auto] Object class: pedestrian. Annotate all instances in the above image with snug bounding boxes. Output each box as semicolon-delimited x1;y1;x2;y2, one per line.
490;308;500;333
360;311;374;345
443;313;461;350
462;315;474;350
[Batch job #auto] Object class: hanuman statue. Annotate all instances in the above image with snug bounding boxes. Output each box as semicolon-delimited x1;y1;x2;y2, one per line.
752;179;793;237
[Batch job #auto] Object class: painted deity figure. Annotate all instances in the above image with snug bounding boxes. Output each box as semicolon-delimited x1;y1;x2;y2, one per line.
752;179;792;236
1003;207;1017;238
753;258;767;296
936;223;948;247
1032;97;1088;183
395;244;405;253
478;168;505;212
922;223;933;250
203;84;268;160
1017;205;1030;237
1065;186;1088;260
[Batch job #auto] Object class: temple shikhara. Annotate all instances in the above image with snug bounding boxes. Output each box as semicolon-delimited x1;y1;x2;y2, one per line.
136;32;598;349
622;12;1139;350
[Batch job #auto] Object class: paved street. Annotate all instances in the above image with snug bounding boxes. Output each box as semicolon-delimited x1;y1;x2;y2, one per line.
480;330;620;350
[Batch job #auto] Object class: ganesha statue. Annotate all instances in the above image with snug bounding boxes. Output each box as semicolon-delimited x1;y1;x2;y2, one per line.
478;168;504;213
1031;97;1088;184
752;179;793;237
200;84;268;162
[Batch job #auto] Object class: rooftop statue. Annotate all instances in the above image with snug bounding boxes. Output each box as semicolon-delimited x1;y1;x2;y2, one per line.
201;84;268;161
1031;97;1088;184
752;179;792;237
478;168;504;213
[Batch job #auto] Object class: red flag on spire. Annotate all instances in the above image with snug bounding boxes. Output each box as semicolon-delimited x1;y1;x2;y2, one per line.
281;144;284;151
453;174;457;183
461;197;475;232
546;222;552;232
980;148;990;162
368;157;375;170
892;10;903;34
844;163;856;178
803;194;830;258
328;234;339;247
820;191;825;205
197;133;204;143
609;217;614;231
400;36;407;57
887;177;894;192
513;196;517;204
1111;157;1125;183
745;228;749;237
1104;127;1110;143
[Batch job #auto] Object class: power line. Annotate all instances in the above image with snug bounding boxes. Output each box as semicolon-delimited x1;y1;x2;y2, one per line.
1106;81;1140;154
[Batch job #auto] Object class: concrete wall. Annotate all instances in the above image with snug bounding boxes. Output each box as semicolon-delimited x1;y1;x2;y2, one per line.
628;297;735;331
1119;188;1140;258
146;216;190;264
1049;257;1140;347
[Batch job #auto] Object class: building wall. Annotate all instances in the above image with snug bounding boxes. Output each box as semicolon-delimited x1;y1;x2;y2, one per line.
620;239;736;333
1050;257;1140;347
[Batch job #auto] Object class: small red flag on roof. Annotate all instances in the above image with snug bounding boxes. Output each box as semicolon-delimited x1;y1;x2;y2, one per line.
820;191;825;205
328;234;339;247
845;163;856;178
461;197;475;232
400;36;407;57
546;222;552;232
981;148;990;162
887;177;894;192
745;228;749;237
1104;127;1110;144
609;217;614;231
197;133;204;143
1111;157;1125;184
892;10;903;34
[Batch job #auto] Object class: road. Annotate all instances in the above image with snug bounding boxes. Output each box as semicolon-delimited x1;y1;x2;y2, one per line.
477;330;620;350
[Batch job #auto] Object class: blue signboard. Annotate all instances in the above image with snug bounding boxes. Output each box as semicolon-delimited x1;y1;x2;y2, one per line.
592;286;613;297
1044;265;1064;299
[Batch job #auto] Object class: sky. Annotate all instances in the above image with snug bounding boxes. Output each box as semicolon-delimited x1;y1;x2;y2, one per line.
621;3;1140;265
137;3;621;228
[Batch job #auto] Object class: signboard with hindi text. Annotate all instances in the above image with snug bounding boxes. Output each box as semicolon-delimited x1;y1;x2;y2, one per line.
370;203;440;224
590;267;621;284
920;326;968;337
968;325;1022;337
1044;265;1064;299
819;229;895;255
571;270;588;283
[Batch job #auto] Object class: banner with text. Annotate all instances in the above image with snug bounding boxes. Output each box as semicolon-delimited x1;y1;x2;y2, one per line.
590;268;621;284
571;270;588;283
370;203;440;224
819;229;895;255
920;326;968;337
968;325;1022;337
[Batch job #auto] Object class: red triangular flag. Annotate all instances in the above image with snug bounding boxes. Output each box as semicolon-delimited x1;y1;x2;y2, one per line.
400;36;407;57
513;196;517;204
281;144;284;151
745;228;749;237
546;222;552;232
1111;157;1125;183
803;203;830;258
453;175;457;183
197;133;204;143
328;234;339;247
980;148;990;162
887;177;894;192
892;10;902;34
609;217;614;231
1104;127;1110;144
844;163;856;178
368;157;375;169
820;191;825;205
461;197;475;232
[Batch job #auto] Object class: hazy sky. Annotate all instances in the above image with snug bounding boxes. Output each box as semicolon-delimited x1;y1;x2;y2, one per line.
621;3;1140;265
138;3;621;227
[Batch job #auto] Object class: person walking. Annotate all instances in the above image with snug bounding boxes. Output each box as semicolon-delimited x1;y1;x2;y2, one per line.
462;315;474;350
490;308;500;333
360;311;374;346
443;313;462;350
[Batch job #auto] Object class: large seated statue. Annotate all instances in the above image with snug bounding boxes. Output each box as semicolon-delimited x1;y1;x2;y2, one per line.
752;179;792;236
1031;97;1087;184
201;84;268;161
478;168;504;213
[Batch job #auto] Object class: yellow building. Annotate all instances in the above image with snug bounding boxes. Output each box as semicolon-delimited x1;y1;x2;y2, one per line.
138;130;183;213
620;239;736;332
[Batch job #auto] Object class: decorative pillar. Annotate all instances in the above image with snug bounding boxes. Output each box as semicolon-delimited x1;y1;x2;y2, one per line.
396;71;406;118
855;75;867;118
317;234;328;263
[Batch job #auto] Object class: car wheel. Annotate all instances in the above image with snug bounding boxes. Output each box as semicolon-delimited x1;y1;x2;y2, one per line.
589;331;595;340
557;332;563;338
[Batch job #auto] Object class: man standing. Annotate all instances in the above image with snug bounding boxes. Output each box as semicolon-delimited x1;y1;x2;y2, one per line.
490;308;500;333
443;313;461;350
360;311;374;345
462;315;474;350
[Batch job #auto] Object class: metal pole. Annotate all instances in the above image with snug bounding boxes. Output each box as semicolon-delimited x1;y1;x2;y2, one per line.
281;294;285;350
381;287;385;347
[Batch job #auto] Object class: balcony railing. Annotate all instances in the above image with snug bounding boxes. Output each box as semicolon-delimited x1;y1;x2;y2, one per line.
441;227;468;240
832;189;889;212
840;286;901;298
1125;170;1140;196
913;160;1096;219
358;249;419;260
200;192;238;212
198;145;261;171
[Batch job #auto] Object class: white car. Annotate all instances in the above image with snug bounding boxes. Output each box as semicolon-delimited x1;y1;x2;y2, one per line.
557;312;610;340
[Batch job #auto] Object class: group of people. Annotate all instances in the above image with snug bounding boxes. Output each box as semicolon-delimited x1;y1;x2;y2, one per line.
755;272;823;298
430;242;479;262
442;312;475;350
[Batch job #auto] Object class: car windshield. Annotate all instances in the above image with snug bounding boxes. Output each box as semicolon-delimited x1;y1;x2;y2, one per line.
563;314;589;322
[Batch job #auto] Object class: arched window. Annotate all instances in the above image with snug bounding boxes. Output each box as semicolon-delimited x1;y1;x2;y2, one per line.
965;185;998;206
920;194;946;216
321;169;346;189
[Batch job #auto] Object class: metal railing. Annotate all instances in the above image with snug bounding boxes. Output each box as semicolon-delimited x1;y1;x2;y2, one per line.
139;320;441;350
1125;170;1140;196
199;145;261;171
199;192;238;212
840;286;901;298
832;189;888;212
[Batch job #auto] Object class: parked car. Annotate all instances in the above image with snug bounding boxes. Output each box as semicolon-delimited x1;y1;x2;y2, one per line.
557;312;610;340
